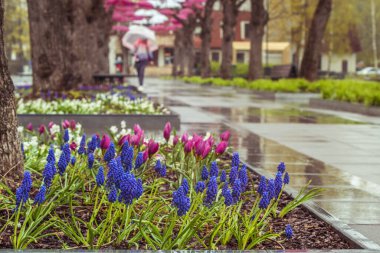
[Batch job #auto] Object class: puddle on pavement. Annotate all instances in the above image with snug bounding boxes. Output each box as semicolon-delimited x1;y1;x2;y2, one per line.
201;106;362;124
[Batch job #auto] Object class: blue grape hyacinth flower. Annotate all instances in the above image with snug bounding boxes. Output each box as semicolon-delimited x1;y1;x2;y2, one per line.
58;152;68;175
108;185;118;203
34;185;46;205
268;179;275;200
88;153;94;169
238;164;248;192
104;142;116;163
277;162;286;173
210;161;219;177
122;145;134;171
204;176;218;206
275;171;283;197
182;178;189;194
232;178;242;203
231;152;240;167
63;129;69;143
284;172;290;185
222;187;233;206
43;162;56;188
219;170;226;183
70;156;76;165
46;146;55;164
201;165;208;181
119;173;138;205
155;159;162;173
257;176;267;195
285;224;293;239
96;166;105;186
259;191;270;209
159;165;167;177
172;186;190;216
134;152;144;169
229;166;238;184
78;134;86;155
15;171;32;208
62;143;71;163
195;181;206;193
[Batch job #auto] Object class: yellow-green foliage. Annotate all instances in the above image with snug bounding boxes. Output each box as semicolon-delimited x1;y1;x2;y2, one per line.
182;77;380;106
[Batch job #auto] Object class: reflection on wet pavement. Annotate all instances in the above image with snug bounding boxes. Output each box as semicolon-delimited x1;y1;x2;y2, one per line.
143;78;380;245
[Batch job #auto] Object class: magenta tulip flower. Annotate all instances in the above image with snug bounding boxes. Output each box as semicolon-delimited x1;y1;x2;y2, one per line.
38;125;46;135
62;120;70;129
184;140;193;154
220;130;230;142
173;135;179;146
70;142;77;151
118;134;130;147
134;124;142;135
143;150;149;162
163;122;172;142
69;120;76;130
147;139;159;156
48;121;54;129
194;140;205;157
216;141;228;155
100;134;111;150
181;132;189;143
26;123;33;131
202;143;212;159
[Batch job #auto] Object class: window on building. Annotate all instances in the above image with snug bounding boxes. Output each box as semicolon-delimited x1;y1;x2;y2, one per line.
241;21;250;40
211;51;220;62
236;51;245;63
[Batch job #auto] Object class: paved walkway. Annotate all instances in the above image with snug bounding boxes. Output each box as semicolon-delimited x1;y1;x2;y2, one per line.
138;77;380;246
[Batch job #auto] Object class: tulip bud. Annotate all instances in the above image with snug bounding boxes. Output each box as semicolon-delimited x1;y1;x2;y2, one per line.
62;120;70;129
26;123;33;131
38;125;46;135
220;130;230;142
100;134;111;150
48;121;54;129
148;139;159;156
70;142;77;151
118;134;130;147
215;141;228;155
134;124;142;135
173;135;179;146
184;140;193;154
181;132;188;143
69;120;76;130
163;122;172;142
202;143;212;159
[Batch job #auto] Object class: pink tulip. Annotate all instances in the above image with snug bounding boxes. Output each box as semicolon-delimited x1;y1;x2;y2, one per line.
202;143;212;159
207;136;215;147
163;122;172;142
215;141;228;155
143;150;149;162
194;140;205;157
48;121;54;129
173;135;179;146
100;134;111;150
26;123;33;131
220;130;230;142
147;139;159;156
70;142;77;151
184;140;193;154
181;132;188;143
118;134;130;147
69;120;76;130
134;124;142;135
62;120;70;129
38;125;46;135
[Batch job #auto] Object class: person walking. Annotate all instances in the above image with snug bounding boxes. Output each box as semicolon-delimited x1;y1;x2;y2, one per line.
133;38;153;91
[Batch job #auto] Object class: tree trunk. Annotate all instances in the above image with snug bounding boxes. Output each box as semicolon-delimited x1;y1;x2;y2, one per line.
0;0;24;188
371;0;378;68
182;19;197;77
248;0;268;80
220;0;237;79
172;30;181;77
300;0;332;81
27;0;112;93
199;0;216;78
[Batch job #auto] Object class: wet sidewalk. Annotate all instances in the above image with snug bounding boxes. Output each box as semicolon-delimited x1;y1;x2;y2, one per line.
138;77;380;246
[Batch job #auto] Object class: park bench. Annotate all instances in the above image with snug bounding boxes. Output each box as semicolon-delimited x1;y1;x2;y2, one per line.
93;73;137;85
270;64;297;80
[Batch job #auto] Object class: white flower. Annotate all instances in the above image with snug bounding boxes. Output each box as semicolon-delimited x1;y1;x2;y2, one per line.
50;124;60;135
110;126;118;134
121;120;126;129
17;126;24;133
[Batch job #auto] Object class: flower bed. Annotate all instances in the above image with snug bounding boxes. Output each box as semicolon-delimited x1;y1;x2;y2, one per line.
0;122;355;250
182;77;380;107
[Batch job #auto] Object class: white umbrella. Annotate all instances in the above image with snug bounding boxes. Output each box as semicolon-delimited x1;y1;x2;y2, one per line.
149;13;169;24
122;25;158;52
